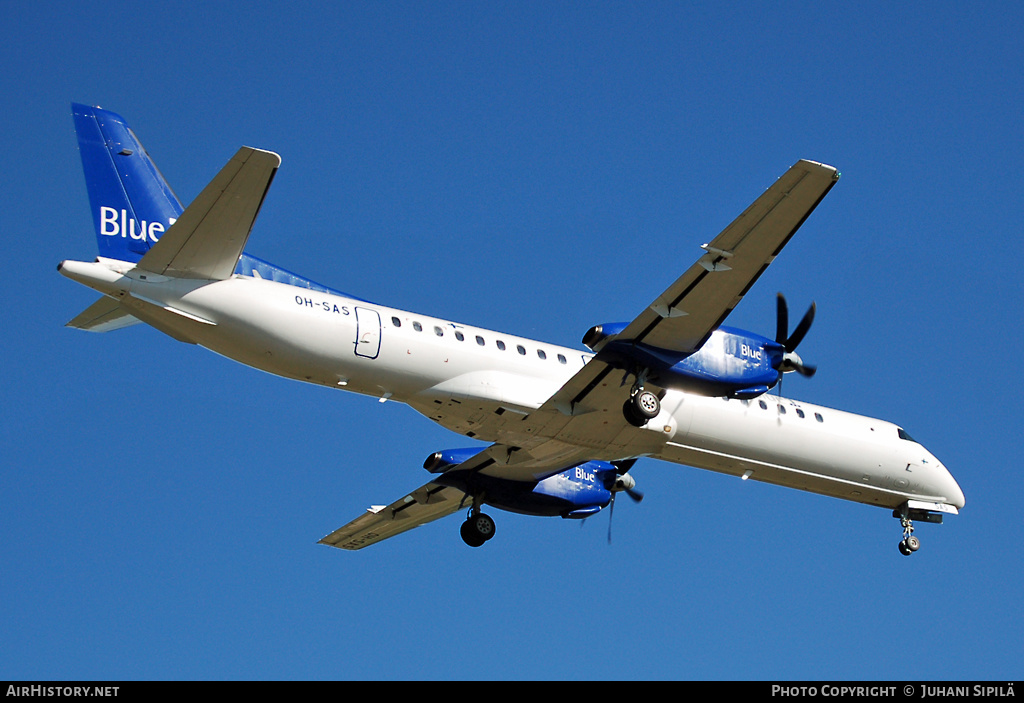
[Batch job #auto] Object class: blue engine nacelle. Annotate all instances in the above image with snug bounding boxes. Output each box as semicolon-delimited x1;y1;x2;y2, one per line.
424;450;622;519
583;323;785;399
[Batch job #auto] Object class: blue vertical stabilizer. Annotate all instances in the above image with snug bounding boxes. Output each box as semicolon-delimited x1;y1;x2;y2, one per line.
71;103;362;299
72;103;183;262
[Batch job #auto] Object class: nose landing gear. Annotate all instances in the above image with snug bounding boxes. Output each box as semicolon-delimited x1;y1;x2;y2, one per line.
898;526;921;556
892;501;953;556
895;505;922;556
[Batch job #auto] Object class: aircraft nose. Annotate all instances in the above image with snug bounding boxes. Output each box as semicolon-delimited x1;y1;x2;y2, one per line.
939;463;966;509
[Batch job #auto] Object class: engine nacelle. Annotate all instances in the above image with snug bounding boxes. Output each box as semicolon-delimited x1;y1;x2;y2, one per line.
427;452;623;518
423;447;480;473
582;321;628;353
584;323;785;399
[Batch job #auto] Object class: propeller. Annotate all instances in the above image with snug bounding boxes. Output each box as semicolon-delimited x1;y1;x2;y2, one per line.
775;293;817;378
605;459;644;544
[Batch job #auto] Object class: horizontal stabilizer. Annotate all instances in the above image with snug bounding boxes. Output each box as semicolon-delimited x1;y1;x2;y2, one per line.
65;296;140;332
137;147;281;280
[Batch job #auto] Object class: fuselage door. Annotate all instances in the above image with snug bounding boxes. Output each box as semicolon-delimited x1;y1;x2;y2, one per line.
354;307;381;359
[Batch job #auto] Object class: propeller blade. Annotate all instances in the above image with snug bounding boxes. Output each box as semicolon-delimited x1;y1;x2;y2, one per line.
776;293;789;346
786;302;816;352
604;465;642;544
795;363;817;378
607;493;615;544
774;294;818;382
613;457;638;474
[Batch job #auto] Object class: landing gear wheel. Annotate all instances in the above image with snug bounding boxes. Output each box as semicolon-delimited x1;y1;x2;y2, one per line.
634;390;660;418
460;512;496;547
472;513;496;541
895;509;921;556
623;400;643;427
623;389;660;427
460;520;485;547
898;536;921;556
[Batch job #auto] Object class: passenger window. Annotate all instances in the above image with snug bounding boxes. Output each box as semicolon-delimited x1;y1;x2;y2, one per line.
413;321;422;332
796;409;805;418
517;345;526;355
496;340;506;350
537;350;547;360
778;405;786;414
815;413;824;423
476;335;485;346
759;400;768;410
557;354;567;364
455;331;465;341
434;326;444;337
391;317;401;327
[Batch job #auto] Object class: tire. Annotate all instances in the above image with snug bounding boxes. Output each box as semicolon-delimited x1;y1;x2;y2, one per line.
460;520;486;547
633;390;660;419
623;399;646;427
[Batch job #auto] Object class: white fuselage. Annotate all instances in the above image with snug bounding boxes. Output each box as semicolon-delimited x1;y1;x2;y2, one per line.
59;259;966;514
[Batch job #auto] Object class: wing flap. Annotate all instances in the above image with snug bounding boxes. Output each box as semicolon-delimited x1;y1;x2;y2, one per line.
137;147;281;280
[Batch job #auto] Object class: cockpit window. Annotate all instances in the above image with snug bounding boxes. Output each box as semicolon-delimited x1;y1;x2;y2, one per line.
898;428;917;443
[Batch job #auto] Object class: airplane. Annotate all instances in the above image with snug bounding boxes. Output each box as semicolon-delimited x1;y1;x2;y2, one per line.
59;103;965;556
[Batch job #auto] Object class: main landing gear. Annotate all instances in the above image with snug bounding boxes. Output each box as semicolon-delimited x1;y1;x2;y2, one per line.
460;508;496;548
622;377;661;428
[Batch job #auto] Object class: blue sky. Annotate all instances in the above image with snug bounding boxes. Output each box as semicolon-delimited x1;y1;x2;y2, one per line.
2;1;1022;681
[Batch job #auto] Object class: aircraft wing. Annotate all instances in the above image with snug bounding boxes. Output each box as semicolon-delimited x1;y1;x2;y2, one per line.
319;481;469;550
325;160;841;547
520;160;838;428
137;147;281;280
621;159;839;353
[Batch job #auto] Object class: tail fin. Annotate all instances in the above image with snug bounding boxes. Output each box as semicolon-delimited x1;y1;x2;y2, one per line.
69;103;362;303
72;103;183;263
